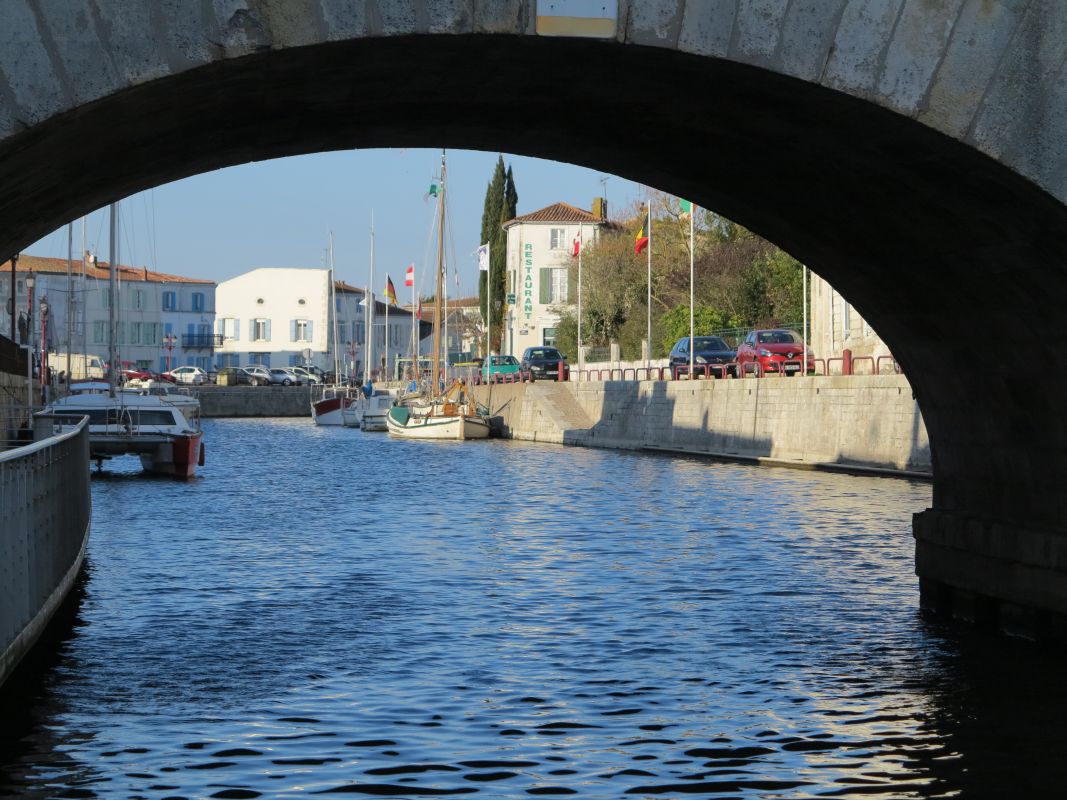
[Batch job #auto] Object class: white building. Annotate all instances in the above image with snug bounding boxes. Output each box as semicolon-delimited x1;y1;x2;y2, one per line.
808;270;892;364
215;267;421;378
502;199;613;355
0;254;217;373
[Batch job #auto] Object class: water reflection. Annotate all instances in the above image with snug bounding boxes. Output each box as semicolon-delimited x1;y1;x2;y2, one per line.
0;419;1062;797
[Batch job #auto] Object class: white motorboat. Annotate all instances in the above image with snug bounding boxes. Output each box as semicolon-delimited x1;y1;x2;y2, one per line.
342;387;397;431
40;390;204;478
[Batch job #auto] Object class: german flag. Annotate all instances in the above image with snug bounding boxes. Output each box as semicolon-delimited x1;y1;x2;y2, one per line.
384;275;398;306
634;207;650;255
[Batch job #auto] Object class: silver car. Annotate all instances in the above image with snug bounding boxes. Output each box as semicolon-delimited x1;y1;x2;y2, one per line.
268;368;302;386
241;365;272;386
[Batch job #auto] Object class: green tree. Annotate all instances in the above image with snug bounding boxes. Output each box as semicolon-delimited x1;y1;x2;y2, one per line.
477;156;517;353
658;305;738;346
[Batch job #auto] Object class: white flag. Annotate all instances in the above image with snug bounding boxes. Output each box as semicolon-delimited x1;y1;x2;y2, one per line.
477;243;490;271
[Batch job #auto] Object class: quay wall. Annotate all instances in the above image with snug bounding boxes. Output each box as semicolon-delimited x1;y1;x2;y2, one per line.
474;375;930;477
197;386;311;417
0;371;30;447
0;419;91;687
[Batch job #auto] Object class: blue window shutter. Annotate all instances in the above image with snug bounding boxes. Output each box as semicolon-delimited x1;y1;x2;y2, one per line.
249;320;255;340
187;323;195;335
308;320;313;341
265;320;272;340
234;319;240;341
290;320;297;342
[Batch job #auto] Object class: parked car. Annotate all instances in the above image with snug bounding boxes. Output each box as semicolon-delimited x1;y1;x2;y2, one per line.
735;329;815;376
121;367;154;382
217;367;255;386
520;347;570;381
669;336;737;378
241;365;272;386
289;366;321;384
269;367;302;386
162;365;207;385
482;354;522;382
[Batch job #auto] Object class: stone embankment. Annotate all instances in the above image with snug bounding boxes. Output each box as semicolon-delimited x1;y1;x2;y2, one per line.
472;375;929;478
197;385;313;417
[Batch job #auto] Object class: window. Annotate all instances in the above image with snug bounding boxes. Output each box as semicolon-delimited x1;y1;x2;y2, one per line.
101;287;110;308
291;319;312;342
132;289;145;310
842;298;851;339
289;354;302;366
162;290;176;310
251;318;270;341
192;292;204;312
550;268;568;303
550;228;567;250
543;328;558;347
130;322;142;345
249;353;271;367
92;320;106;344
145;323;157;346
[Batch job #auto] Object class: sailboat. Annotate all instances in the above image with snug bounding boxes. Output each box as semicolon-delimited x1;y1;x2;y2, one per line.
311;234;358;425
386;150;491;440
342;218;398;431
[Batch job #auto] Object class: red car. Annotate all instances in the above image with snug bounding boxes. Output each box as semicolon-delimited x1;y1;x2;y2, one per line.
736;329;814;376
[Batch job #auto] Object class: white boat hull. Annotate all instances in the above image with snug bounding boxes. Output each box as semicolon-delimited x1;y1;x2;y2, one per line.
386;406;491;440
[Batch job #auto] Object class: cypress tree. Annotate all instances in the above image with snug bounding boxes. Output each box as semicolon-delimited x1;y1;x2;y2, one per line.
479;156;507;324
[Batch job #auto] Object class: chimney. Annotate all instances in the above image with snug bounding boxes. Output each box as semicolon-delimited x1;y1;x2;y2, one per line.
592;197;607;220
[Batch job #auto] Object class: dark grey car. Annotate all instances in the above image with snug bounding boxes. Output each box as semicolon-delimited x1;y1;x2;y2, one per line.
669;336;737;378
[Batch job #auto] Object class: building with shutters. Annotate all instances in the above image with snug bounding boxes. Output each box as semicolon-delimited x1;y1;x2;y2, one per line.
214;267;422;377
808;270;892;365
501;198;614;356
0;254;216;373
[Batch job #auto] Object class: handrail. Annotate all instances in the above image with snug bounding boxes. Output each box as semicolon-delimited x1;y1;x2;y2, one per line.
851;355;875;375
0;415;88;462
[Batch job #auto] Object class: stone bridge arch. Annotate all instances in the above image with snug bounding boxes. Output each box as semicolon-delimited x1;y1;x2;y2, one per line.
3;1;1067;634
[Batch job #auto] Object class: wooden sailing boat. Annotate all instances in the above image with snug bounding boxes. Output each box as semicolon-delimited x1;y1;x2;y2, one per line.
386;150;490;440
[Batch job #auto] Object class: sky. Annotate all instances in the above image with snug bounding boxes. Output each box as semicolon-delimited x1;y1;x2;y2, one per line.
27;149;646;300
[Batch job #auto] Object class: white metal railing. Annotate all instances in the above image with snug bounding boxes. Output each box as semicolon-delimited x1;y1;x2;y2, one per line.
0;417;91;686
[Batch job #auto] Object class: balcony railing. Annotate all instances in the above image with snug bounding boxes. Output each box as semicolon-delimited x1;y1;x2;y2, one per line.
181;334;223;349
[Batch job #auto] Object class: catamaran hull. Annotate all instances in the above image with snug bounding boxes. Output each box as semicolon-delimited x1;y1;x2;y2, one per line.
138;432;203;478
386;411;491;440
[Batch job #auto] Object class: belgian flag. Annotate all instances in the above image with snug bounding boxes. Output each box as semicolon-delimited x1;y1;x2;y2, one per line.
634;206;650;255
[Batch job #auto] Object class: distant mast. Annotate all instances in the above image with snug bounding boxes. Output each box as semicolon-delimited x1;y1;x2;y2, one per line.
430;149;446;388
108;202;118;398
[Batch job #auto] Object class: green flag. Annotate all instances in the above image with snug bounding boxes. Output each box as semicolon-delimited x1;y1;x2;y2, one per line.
678;198;692;217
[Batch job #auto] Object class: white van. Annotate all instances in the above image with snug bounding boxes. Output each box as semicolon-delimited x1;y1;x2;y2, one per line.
51;352;106;380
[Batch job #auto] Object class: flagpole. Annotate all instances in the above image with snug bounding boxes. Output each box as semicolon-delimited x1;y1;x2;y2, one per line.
802;263;808;377
689;204;695;380
577;224;583;378
646;197;652;369
385;278;390;382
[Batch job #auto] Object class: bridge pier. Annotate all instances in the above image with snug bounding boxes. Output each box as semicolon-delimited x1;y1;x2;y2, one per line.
914;509;1067;641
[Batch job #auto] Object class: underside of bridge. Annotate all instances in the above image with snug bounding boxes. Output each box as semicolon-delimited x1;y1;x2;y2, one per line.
3;34;1066;636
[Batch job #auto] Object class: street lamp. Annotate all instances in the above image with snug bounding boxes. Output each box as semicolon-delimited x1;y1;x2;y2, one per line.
163;333;176;372
24;270;34;409
8;252;18;340
38;296;49;392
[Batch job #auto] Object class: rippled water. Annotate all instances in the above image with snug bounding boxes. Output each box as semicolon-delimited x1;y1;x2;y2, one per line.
2;418;1065;798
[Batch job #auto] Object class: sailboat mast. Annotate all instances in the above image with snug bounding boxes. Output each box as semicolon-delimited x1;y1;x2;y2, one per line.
108;202;117;398
365;214;374;385
66;222;72;385
329;232;340;382
431;149;446;388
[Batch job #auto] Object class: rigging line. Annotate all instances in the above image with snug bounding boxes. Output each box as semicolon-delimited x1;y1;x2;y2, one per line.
418;191;440;300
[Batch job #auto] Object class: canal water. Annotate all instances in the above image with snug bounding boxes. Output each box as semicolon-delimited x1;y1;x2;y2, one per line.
1;418;1064;798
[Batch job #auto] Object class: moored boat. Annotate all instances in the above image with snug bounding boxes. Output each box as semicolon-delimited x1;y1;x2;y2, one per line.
40;390;204;478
